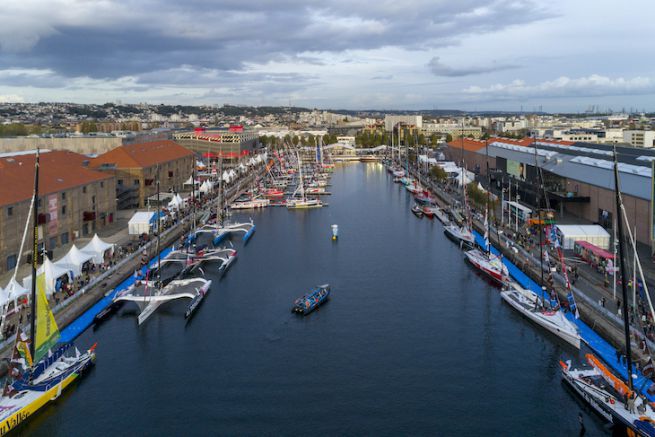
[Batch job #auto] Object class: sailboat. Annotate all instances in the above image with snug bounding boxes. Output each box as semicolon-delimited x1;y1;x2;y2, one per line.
464;140;508;284
500;140;581;349
0;151;96;434
444;132;475;247
287;151;323;209
561;146;655;434
115;166;212;325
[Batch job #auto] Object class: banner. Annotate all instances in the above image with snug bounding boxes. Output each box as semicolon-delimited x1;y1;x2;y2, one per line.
47;194;58;236
507;159;526;180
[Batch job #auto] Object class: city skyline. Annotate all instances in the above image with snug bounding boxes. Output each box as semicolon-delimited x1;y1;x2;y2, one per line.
0;0;653;111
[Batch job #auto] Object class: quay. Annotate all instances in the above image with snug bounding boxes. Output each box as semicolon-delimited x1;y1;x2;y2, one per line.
0;164;265;371
403;163;655;398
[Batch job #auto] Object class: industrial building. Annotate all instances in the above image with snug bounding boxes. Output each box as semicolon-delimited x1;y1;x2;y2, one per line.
445;137;655;246
0;150;116;275
173;126;259;159
91;140;194;209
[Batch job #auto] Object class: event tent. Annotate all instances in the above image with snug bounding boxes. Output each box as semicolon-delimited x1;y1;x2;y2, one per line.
23;256;72;296
54;245;95;276
4;278;28;307
81;234;115;264
128;211;155;235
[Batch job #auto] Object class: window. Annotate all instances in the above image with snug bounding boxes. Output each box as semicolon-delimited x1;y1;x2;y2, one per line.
168;171;174;178
100;181;104;188
117;179;123;186
61;205;66;215
61;232;69;245
7;206;13;217
92;195;96;205
6;254;17;271
82;223;89;236
82;186;87;194
61;191;66;200
48;236;57;249
134;179;140;186
37;198;42;207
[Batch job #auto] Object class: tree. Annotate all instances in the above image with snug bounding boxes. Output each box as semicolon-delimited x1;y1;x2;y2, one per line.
292;135;299;146
300;136;307;146
323;134;331;145
79;121;97;134
259;136;269;147
284;134;291;145
418;133;426;146
430;165;447;183
308;134;316;146
446;133;453;143
429;133;438;147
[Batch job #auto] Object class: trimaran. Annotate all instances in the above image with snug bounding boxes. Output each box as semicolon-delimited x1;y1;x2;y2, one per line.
0;150;96;434
114;166;212;325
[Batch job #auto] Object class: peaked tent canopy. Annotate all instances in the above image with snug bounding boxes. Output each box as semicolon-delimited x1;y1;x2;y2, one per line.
81;234;115;264
54;245;96;276
23;256;72;296
5;277;28;300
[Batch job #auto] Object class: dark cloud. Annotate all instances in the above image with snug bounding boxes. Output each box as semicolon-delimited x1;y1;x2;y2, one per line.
428;56;518;77
0;0;550;83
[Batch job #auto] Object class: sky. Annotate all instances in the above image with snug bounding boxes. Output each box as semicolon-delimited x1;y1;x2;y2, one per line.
0;0;653;112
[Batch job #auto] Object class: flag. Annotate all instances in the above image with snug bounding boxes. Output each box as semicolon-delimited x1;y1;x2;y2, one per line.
483;211;489;251
550;226;560;249
16;341;32;367
567;292;580;319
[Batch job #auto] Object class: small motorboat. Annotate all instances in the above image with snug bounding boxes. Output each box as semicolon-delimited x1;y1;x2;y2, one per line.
292;284;330;315
93;299;124;324
421;205;434;218
411;204;424;218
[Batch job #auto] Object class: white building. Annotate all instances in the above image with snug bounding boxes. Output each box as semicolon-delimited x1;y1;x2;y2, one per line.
384;115;423;132
623;130;655;148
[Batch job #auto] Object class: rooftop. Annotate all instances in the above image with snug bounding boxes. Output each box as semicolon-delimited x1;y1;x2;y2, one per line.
90;140;193;170
0;150;113;207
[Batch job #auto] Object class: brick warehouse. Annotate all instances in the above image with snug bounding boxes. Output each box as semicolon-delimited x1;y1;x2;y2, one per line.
0;150;116;275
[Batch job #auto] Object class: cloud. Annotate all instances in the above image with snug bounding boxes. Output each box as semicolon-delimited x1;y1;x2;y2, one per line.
427;56;518;77
0;0;550;79
0;94;24;103
462;74;655;100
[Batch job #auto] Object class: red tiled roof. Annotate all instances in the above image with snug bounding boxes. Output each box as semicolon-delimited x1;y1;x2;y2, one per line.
446;138;487;152
90;140;193;169
0;150;113;207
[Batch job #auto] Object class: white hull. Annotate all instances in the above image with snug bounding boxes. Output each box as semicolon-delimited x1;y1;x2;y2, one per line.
500;284;581;349
444;224;475;246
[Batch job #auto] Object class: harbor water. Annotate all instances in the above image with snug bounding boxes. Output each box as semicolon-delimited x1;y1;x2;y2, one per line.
25;163;607;436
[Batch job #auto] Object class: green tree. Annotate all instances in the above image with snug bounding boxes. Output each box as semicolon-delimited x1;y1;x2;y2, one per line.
292;135;299;146
418;133;426;146
79;121;98;133
429;133;438;147
430;165;447;183
284;134;291;145
446;133;453;143
300;136;307;146
308;135;316;146
259;136;269;147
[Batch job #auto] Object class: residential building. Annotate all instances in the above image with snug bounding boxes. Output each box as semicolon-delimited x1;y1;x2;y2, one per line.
623;130;655;148
384;115;423;132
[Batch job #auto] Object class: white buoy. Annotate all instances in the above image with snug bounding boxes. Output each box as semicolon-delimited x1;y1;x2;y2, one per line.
331;224;339;240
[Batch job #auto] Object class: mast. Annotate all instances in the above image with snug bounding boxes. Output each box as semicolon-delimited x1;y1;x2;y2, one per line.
533;139;545;291
156;164;161;290
613;145;634;391
29;149;40;361
485;139;491;254
218;158;223;227
191;159;196;231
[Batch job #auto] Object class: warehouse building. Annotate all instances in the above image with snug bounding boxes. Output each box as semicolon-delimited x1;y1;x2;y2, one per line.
91;140;194;209
445;137;655;246
0;150;116;275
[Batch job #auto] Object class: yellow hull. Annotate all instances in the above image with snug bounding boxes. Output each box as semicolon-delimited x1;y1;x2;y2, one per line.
287;204;323;209
0;371;80;436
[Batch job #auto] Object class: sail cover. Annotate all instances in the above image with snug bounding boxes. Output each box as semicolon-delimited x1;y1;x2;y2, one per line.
34;272;60;363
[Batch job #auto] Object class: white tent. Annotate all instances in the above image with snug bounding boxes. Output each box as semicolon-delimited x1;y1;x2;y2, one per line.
128;211;155;235
0;286;7;308
168;193;184;210
54;245;95;276
23;256;72;296
82;234;115;264
222;170;230;183
229;169;237;179
3;278;28;308
556;225;610;250
200;180;213;194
